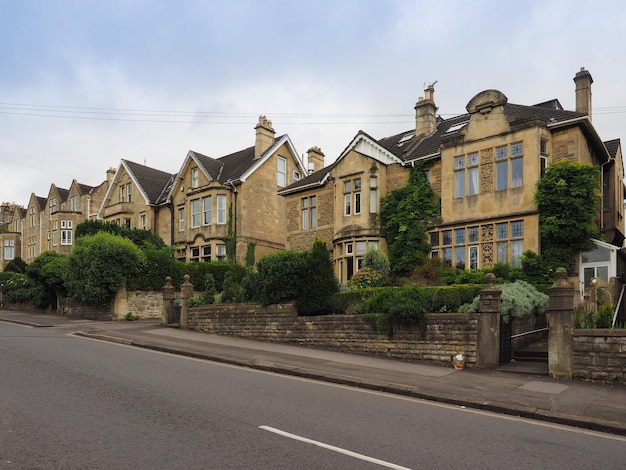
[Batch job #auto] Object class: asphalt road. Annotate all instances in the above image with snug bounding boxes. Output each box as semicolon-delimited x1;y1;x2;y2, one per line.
1;321;625;470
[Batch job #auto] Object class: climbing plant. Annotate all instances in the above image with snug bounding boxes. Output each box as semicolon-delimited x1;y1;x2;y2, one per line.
534;160;601;271
380;163;440;276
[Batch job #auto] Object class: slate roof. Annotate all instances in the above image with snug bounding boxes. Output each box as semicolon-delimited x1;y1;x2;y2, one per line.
56;187;69;202
189;134;290;184
604;139;621;159
280;93;598;195
123;159;177;205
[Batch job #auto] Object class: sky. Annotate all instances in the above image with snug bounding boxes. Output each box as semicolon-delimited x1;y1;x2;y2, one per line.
2;0;626;206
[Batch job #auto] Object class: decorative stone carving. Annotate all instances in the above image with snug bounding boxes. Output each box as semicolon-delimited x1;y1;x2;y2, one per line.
480;148;493;164
481;242;494;267
466;90;508;114
480;162;494;193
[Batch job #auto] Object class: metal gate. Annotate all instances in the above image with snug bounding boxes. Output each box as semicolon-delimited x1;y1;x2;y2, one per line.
499;316;512;365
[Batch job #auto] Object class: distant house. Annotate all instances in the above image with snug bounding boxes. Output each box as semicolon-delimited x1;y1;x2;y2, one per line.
162;116;307;264
97;160;175;234
281;69;624;294
0;203;23;270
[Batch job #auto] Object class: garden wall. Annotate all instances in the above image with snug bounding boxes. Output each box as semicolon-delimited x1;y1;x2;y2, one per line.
188;303;480;367
572;329;626;383
127;291;162;319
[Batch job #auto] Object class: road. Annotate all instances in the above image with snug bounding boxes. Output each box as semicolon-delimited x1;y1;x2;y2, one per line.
1;320;625;469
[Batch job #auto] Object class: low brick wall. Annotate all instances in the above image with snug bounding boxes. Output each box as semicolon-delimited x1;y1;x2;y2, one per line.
188;303;480;367
572;329;626;383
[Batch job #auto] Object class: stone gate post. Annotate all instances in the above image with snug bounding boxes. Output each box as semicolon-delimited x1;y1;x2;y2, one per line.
476;273;502;368
180;274;194;328
162;276;175;325
548;267;574;379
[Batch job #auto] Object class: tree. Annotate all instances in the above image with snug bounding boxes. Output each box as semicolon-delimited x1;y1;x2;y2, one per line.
534;160;601;271
64;232;145;307
380;164;440;276
26;251;69;308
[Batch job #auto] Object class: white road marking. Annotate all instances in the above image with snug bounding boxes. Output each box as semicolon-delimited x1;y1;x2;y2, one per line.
259;425;414;470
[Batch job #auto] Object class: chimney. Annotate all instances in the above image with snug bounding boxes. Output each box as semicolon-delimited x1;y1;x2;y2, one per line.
414;83;438;137
306;146;325;174
254;115;275;158
574;67;593;120
106;167;116;185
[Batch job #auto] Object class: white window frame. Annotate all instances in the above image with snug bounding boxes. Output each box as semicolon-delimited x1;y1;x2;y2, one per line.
178;208;185;232
217;195;227;224
191;199;200;228
191;167;199;188
277;157;286;187
203;196;212;225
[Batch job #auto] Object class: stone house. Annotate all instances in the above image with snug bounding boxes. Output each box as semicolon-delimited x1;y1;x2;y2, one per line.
0;174;111;269
281;69;624;293
97;159;175;233
162;116;308;264
0;203;23;270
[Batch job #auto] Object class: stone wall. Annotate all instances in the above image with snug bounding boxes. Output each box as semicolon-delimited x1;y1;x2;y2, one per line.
127;291;163;319
188;303;480;366
61;297;112;321
572;329;626;383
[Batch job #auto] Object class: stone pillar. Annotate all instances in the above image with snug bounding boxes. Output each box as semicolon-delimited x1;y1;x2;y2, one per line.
476;273;501;369
548;267;574;379
162;277;175;325
180;274;194;328
112;282;129;321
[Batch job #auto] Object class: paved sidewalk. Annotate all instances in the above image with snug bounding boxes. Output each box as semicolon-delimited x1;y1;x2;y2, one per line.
2;310;626;436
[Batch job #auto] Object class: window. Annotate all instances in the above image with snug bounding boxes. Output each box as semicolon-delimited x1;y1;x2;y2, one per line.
217;195;226;224
293;170;301;182
119;185;125;202
119;183;132;202
496;143;523;189
369;176;378;213
216;244;226;260
455;228;465;244
442;230;452;245
203;196;212;225
140;214;147;230
191;167;199;188
190;247;200;262
178;208;185;232
430;232;439;247
201;245;211;262
454;156;465;198
469;245;479;270
69;196;79;211
127;183;132;202
468;226;479;243
468;152;479;195
277;157;286;186
343;178;361;216
61;220;73;246
124;218;131;229
191;199;200;228
494;220;524;267
301;196;317;229
4;239;14;260
455;246;466;269
442;247;452;266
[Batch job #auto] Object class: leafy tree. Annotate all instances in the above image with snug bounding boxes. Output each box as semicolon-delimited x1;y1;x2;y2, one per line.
534;160;601;271
3;257;27;274
381;164;440;276
245;242;256;267
296;239;339;314
26;251;69;308
64;232;145;307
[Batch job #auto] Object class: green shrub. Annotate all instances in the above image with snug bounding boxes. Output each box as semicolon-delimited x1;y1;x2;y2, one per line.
3;257;27;274
348;267;384;289
458;280;548;323
362;248;390;284
254;239;338;315
125;312;139;321
64;232;145;307
577;303;615;329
